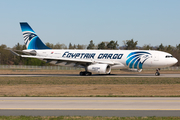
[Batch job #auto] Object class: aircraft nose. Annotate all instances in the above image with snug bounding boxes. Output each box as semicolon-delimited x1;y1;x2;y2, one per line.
166;57;178;66
174;58;178;64
171;58;178;65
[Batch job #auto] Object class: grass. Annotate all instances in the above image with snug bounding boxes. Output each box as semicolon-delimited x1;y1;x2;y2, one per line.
0;77;180;85
0;77;180;97
1;69;180;97
0;116;180;120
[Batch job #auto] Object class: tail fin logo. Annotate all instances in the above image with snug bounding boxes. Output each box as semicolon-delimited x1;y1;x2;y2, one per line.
20;22;50;49
23;31;37;46
126;52;151;69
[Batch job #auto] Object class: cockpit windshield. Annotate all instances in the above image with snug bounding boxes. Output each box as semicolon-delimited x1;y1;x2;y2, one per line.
165;55;173;58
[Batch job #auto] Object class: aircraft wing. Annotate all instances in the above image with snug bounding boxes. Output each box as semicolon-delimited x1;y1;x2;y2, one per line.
21;55;122;65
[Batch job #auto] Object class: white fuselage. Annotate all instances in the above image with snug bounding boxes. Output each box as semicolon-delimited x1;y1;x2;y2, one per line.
19;22;178;75
23;49;178;70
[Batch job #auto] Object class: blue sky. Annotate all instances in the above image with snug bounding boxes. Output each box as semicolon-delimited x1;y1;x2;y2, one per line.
0;0;180;48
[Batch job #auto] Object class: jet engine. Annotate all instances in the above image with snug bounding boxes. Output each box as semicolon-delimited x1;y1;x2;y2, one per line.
87;64;111;74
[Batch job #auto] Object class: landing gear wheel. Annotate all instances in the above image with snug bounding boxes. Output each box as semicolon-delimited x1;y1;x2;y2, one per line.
85;72;89;76
79;72;85;76
155;68;160;76
79;71;92;76
155;72;160;76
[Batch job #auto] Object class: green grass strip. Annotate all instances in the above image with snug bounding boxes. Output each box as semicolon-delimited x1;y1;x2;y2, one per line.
0;77;180;85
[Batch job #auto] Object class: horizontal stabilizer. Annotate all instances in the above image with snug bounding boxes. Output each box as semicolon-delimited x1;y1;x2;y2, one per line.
9;49;20;56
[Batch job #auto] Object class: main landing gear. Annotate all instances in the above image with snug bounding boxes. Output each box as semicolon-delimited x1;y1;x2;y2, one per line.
155;68;160;76
79;71;92;76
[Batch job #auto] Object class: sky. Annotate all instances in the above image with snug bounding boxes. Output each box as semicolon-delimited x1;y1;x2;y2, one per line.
0;0;180;48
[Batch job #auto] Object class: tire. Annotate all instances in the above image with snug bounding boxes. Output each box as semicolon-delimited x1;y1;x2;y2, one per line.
80;72;92;76
79;72;82;76
85;72;89;76
79;72;84;76
155;72;160;76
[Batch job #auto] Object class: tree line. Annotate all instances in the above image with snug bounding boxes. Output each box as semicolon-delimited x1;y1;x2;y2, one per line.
0;39;180;66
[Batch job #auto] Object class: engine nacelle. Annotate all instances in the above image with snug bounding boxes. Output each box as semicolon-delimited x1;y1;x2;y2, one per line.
87;64;111;74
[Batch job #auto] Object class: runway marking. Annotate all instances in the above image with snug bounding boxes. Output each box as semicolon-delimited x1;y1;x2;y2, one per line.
1;108;180;110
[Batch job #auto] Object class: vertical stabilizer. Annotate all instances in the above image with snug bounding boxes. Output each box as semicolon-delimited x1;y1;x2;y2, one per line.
20;22;50;49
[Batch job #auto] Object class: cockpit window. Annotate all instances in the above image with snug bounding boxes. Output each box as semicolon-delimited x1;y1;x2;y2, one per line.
165;55;173;58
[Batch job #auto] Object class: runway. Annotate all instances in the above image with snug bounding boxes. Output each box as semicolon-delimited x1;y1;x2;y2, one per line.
0;97;180;117
0;73;180;77
1;74;180;116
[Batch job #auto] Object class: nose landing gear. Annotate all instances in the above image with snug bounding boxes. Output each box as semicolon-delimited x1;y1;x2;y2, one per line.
155;68;160;76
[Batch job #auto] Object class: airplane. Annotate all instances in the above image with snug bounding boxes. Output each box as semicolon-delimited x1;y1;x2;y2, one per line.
11;22;178;76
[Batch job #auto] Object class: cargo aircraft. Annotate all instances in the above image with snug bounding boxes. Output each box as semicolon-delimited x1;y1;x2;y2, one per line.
11;22;178;76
